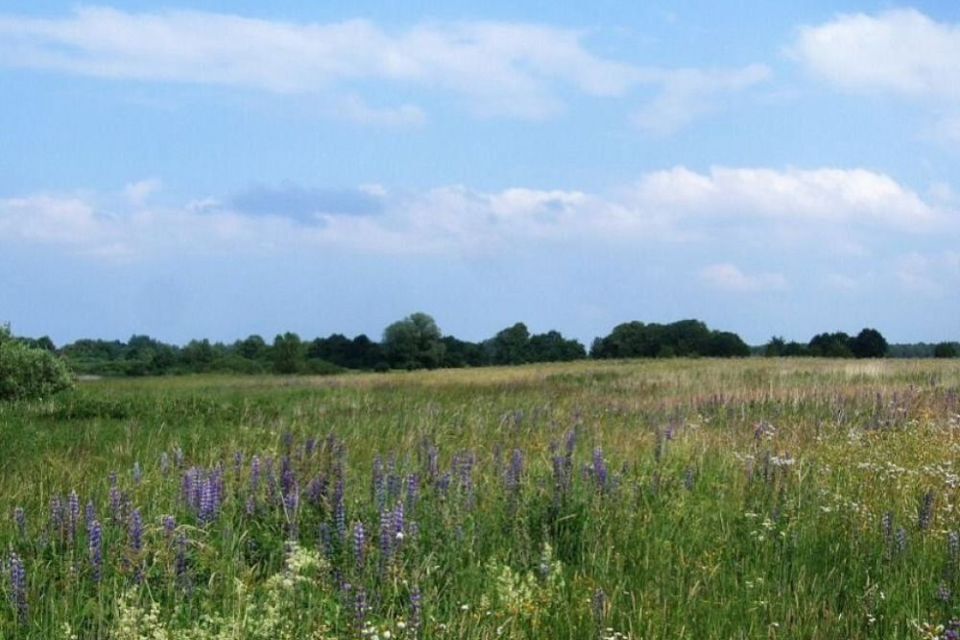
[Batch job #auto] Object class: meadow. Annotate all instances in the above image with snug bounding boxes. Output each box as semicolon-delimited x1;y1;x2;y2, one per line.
2;358;960;639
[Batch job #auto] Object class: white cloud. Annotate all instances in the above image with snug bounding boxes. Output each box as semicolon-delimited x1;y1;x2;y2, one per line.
791;10;960;100
334;95;426;127
0;6;765;127
0;166;951;260
124;178;162;205
632;64;770;135
630;166;941;230
791;9;960;148
896;251;960;296
699;263;787;293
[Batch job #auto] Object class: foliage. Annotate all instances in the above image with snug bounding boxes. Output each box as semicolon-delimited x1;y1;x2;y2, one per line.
0;324;73;401
934;343;959;359
382;312;446;370
591;319;749;358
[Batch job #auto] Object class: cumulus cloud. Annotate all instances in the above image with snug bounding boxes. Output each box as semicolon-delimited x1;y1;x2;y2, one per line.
0;6;765;127
0;166;950;260
632;64;771;135
895;251;960;296
699;263;787;293
630;166;941;230
791;9;960;100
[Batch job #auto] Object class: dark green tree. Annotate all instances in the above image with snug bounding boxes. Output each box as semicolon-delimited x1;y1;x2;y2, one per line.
486;323;532;365
382;313;445;370
808;332;853;358
850;328;888;359
934;342;959;358
272;332;305;374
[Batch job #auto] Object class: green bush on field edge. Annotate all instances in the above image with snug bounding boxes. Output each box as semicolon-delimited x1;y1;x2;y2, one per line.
0;324;73;401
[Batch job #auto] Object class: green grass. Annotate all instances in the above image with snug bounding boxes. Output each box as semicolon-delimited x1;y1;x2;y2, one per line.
2;358;960;638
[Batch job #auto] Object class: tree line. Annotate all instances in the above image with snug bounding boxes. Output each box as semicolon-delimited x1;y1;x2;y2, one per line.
5;314;958;380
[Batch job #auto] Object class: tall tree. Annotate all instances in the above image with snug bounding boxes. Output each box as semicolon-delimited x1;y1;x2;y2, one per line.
382;312;445;370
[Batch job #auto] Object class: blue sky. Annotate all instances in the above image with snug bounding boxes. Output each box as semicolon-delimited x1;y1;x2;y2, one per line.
1;2;958;346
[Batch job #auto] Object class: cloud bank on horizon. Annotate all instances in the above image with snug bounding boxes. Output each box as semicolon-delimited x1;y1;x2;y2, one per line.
0;3;958;346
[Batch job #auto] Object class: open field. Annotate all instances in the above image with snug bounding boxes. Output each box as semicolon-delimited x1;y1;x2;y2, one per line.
3;358;960;638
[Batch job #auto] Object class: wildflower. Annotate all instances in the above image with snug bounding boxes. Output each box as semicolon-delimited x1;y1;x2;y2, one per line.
409;588;422;637
85;501;96;533
593;447;609;493
133;461;142;485
250;455;261;494
68;490;80;543
8;552;27;625
918;491;936;531
162;514;176;539
13;506;25;537
89;519;103;583
129;508;143;554
353;521;366;573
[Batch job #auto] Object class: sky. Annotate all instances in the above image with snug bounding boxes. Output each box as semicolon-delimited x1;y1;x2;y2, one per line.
1;1;959;347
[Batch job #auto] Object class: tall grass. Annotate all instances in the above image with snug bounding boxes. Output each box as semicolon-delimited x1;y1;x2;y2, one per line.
1;359;959;638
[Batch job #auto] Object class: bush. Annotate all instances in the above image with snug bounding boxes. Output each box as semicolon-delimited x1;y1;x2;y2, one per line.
0;325;74;401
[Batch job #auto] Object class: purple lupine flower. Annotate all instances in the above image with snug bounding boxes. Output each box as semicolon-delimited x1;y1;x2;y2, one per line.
684;467;696;491
950;531;960;562
373;456;386;510
334;476;347;541
133;461;142;485
284;481;300;539
110;485;123;524
427;444;439;484
199;476;217;524
281;456;295;498
13;507;26;537
129;508;143;554
881;512;894;546
162;515;176;540
85;501;97;533
564;428;577;456
89;520;103;583
109;471;118;487
406;474;420;512
354;587;368;631
175;531;189;591
282;431;294;453
393;501;405;545
305;437;317;458
233;451;244;476
250;455;261;494
307;475;326;508
50;495;65;537
68;490;80;543
506;449;523;493
592;447;608;493
939;581;953;603
8;552;27;625
353;521;366;573
410;588;422;637
246;496;256;517
456;451;476;509
379;508;395;570
387;457;401;503
895;526;908;554
918;491;936;531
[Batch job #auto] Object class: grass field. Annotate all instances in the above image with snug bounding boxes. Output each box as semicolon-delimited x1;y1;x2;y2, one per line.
2;358;960;639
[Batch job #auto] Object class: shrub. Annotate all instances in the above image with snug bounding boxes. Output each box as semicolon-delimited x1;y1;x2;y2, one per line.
0;324;74;401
